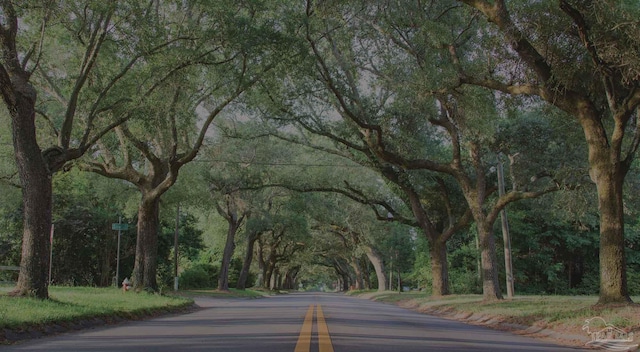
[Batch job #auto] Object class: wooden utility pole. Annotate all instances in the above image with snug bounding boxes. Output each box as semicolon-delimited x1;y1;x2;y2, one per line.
174;205;180;291
497;159;515;298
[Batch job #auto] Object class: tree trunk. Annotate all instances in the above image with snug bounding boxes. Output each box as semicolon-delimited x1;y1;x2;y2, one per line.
283;270;296;289
133;196;160;291
341;272;350;292
476;221;503;300
256;240;265;287
264;261;274;290
573;107;632;304
9;84;52;299
593;164;630;304
364;245;387;292
218;220;239;291
362;258;372;290
350;260;363;290
276;270;283;290
236;232;259;290
12;163;52;299
429;239;449;296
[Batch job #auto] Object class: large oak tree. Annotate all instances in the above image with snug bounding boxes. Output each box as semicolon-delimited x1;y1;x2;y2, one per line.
456;0;640;304
0;1;188;298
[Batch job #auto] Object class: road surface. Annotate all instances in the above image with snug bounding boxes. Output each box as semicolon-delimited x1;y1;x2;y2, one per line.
1;293;586;351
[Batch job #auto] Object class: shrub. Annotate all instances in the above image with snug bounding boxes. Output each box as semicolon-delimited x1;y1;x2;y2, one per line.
179;264;218;289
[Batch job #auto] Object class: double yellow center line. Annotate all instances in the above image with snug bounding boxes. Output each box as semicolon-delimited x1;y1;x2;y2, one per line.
294;304;334;352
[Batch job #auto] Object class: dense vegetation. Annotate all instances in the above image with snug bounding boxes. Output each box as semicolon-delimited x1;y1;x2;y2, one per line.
0;1;639;304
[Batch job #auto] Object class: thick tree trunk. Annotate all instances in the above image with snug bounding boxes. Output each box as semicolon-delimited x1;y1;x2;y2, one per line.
218;221;239;291
477;221;503;300
576;108;632;304
9;85;52;299
12;161;52;299
133;196;160;291
593;165;630;304
236;232;259;290
364;245;387;292
429;240;450;296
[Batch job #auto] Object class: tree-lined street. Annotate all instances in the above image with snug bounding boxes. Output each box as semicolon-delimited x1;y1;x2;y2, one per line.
1;1;640;349
0;294;585;352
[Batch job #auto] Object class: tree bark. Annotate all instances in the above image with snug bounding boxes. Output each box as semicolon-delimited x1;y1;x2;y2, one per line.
429;240;449;296
218;219;240;291
236;232;260;290
476;221;503;301
133;196;160;291
11;145;52;299
364;245;387;292
589;150;630;304
6;76;52;299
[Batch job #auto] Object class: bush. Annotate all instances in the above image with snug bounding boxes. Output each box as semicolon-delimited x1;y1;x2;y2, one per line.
179;264;218;289
449;268;481;294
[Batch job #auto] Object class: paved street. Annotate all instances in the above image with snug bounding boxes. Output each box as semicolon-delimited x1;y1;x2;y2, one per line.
1;293;586;351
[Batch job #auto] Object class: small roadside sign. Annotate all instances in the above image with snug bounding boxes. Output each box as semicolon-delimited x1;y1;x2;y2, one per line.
112;223;129;231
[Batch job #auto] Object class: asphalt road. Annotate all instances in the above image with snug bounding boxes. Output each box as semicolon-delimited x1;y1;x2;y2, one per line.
1;293;587;351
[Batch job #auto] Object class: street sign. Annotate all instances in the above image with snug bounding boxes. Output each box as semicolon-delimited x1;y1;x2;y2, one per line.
112;223;129;231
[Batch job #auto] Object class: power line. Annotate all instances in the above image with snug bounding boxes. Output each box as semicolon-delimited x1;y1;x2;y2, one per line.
194;159;365;168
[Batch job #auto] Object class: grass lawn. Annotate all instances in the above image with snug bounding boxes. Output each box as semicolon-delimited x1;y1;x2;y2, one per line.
0;284;193;330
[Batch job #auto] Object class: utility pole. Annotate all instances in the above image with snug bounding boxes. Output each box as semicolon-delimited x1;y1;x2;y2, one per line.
112;216;128;288
174;204;180;291
116;216;122;288
497;158;515;298
388;258;393;291
396;250;400;293
48;224;54;285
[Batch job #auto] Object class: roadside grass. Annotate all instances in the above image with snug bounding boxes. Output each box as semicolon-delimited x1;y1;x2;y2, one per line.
370;292;640;336
0;285;192;330
345;289;376;296
179;288;269;299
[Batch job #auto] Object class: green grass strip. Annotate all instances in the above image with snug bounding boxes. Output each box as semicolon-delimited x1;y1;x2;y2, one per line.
0;286;192;330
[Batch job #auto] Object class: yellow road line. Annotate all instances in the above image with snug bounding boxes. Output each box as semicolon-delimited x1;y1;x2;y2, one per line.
294;304;314;352
316;304;334;352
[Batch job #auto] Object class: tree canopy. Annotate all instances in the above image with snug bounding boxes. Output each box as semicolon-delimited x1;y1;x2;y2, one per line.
1;0;639;305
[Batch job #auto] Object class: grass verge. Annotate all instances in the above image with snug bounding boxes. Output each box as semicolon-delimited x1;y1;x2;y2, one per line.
367;292;640;347
0;285;192;333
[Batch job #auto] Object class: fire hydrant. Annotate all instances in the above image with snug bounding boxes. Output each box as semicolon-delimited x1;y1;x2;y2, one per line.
122;277;132;293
